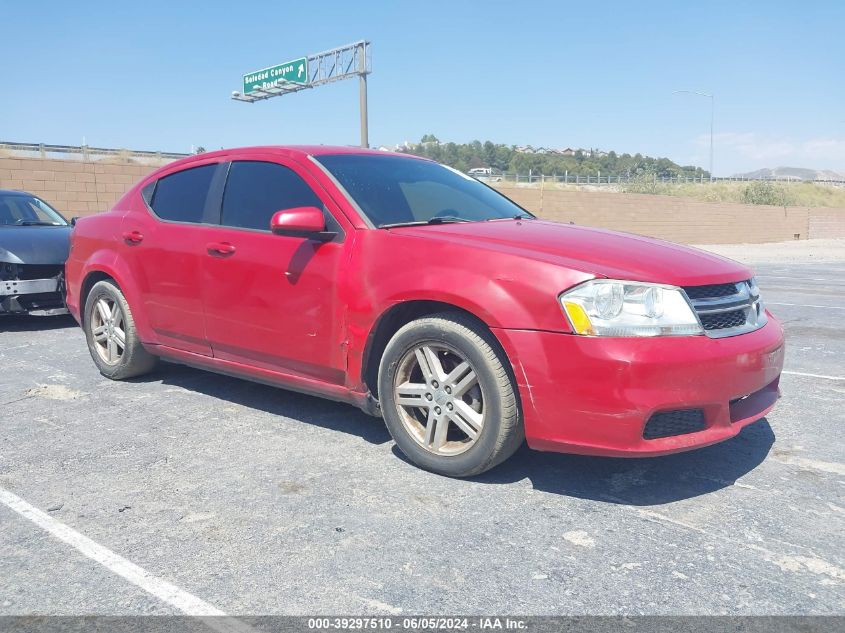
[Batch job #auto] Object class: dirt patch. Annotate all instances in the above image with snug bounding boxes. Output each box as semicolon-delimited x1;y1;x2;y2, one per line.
25;384;85;401
278;481;307;494
562;530;596;548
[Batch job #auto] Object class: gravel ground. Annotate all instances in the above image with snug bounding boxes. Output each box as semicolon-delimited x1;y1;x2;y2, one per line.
0;256;843;617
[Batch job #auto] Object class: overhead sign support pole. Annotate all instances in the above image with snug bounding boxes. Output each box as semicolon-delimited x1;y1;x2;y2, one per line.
232;40;372;148
358;41;368;149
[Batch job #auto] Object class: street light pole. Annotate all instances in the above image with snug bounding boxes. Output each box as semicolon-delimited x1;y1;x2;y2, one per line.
674;90;715;180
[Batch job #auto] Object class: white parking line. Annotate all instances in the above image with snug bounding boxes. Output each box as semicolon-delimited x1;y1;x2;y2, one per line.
0;486;252;630
767;302;845;310
782;370;845;381
758;274;845;283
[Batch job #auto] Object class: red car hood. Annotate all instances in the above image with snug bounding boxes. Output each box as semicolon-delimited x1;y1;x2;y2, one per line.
392;220;752;286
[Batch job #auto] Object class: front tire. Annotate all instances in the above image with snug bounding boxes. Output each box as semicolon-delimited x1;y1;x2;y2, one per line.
378;313;523;477
83;280;157;380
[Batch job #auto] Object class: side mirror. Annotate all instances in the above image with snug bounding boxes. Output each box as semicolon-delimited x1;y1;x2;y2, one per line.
270;206;335;241
70;216;80;227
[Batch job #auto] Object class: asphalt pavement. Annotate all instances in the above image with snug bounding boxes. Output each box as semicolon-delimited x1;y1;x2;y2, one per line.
1;261;843;616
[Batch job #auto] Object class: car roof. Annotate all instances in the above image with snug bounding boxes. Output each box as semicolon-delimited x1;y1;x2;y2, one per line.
157;145;428;172
205;145;413;157
0;189;36;196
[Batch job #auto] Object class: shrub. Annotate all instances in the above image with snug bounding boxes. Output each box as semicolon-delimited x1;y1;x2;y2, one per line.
742;181;790;206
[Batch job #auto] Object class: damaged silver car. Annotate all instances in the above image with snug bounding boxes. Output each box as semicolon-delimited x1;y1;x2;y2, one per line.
0;190;71;316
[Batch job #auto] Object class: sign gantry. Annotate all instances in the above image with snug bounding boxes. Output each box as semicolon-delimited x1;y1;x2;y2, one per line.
232;41;372;147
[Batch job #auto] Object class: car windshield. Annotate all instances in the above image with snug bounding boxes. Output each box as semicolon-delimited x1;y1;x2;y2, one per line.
0;193;68;226
315;154;533;228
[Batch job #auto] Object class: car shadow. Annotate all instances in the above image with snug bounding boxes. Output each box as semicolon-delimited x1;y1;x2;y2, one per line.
464;418;776;505
131;361;775;503
0;314;77;332
131;361;392;445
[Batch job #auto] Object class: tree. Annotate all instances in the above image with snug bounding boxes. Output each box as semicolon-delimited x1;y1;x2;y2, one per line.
400;135;704;178
483;141;496;168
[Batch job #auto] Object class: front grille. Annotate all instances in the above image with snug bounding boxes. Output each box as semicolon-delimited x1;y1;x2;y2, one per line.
683;283;739;300
16;292;65;311
16;264;63;280
700;309;748;331
683;279;766;338
0;262;18;281
1;263;63;281
643;409;706;439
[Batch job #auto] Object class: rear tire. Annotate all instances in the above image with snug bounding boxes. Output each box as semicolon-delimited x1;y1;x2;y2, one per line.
378;312;523;477
83;280;157;380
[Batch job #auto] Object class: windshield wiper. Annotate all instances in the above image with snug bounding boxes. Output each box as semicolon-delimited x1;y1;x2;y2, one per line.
486;214;534;221
15;220;60;226
379;216;473;229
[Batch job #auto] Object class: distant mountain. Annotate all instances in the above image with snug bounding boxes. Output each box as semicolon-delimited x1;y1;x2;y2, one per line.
734;166;845;181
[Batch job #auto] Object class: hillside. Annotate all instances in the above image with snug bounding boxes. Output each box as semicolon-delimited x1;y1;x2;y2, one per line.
398;135;708;179
734;166;845;181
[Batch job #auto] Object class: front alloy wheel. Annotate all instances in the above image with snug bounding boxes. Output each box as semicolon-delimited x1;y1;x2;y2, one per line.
394;343;484;456
378;313;524;477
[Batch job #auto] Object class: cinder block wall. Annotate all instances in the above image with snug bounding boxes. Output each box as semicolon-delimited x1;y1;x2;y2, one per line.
2;155;843;244
808;208;845;239
493;185;817;245
0;156;166;218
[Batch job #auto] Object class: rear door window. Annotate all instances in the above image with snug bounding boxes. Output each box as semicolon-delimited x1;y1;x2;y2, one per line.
150;164;217;223
221;161;323;231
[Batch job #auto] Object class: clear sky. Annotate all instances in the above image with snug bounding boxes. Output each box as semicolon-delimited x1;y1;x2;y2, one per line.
2;0;843;176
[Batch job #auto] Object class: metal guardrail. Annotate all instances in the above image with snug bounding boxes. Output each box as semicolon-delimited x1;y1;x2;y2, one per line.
0;141;190;163
3;141;843;187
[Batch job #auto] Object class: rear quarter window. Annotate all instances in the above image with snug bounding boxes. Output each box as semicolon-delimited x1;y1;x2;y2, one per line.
150;164;217;223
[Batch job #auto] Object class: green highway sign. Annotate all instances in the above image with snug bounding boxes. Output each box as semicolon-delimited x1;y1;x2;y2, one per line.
243;57;308;94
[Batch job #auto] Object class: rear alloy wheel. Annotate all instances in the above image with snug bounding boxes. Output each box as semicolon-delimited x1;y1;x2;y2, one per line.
84;280;157;380
90;295;125;365
379;313;523;477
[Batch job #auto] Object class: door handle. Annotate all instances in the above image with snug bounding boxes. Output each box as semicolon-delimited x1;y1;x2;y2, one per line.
206;241;236;256
122;230;144;244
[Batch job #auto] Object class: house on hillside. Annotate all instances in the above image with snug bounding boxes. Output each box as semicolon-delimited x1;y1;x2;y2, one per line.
560;147;576;156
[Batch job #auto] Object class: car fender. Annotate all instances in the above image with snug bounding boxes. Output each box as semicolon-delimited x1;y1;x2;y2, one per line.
374;278;525;330
355;284;528;389
345;241;591;390
78;248;157;344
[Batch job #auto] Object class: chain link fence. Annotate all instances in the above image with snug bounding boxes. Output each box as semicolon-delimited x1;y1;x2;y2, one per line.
479;172;845;187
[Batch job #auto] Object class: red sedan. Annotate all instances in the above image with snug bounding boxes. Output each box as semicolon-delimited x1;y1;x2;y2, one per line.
65;146;784;477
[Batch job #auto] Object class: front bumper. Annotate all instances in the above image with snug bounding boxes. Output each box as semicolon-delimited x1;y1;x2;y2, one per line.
1;277;67;315
494;315;785;457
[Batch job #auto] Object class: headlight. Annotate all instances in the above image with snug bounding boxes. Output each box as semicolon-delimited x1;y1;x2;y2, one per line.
560;279;703;337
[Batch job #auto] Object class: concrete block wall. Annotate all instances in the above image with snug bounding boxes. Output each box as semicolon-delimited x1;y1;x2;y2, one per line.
493;185;819;245
0;156;166;218
1;155;843;244
808;208;845;239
